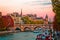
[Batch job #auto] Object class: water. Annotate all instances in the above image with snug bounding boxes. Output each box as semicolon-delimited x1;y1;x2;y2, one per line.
0;32;40;40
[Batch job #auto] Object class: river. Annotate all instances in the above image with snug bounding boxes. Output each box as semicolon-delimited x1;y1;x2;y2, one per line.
0;32;40;40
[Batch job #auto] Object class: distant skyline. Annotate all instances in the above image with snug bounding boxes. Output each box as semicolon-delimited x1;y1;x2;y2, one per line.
0;0;55;21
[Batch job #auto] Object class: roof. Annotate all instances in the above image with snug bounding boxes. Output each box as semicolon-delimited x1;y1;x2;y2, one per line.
35;17;43;20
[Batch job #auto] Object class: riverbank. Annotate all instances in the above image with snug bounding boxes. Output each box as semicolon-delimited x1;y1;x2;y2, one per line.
0;31;14;35
0;30;31;35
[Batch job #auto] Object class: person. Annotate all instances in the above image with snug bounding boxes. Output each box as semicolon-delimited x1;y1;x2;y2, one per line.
45;36;50;40
49;34;52;40
41;35;46;40
36;35;42;40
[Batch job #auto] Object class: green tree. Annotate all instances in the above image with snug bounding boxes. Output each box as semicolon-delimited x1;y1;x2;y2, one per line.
22;16;30;24
22;16;44;24
33;20;44;24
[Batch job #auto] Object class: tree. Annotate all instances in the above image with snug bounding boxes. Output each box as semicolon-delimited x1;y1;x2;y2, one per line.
22;16;30;24
22;16;44;24
0;16;6;31
33;20;44;24
51;0;60;31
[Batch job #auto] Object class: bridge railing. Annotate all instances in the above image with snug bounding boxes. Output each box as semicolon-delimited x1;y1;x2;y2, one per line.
20;24;53;26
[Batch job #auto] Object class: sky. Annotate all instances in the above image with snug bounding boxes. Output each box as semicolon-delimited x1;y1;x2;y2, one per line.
0;0;55;21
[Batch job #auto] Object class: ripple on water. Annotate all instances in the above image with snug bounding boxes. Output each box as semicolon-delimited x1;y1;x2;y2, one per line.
0;32;39;40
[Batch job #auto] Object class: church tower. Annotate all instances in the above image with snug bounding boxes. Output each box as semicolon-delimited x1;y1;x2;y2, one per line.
45;14;48;21
44;14;48;25
20;9;22;17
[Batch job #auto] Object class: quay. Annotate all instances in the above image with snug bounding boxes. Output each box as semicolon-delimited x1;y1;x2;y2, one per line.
0;31;14;35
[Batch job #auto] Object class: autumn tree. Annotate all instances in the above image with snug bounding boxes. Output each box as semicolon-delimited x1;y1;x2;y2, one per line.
51;0;60;31
0;12;6;31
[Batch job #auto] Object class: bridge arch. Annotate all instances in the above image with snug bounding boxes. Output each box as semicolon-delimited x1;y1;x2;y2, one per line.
34;27;39;30
34;26;41;30
15;27;21;31
24;27;31;32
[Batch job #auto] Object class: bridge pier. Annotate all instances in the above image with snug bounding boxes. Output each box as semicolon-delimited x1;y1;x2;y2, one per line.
21;29;24;32
31;26;35;31
20;26;24;32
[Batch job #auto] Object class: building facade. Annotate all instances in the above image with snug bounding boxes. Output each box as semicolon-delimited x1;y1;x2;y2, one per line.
9;10;24;29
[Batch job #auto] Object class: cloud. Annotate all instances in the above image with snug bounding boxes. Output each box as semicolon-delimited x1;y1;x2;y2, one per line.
42;2;52;5
24;0;52;5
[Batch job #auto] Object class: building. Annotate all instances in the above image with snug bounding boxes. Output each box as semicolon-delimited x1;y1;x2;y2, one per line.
25;13;49;24
34;17;43;21
10;12;21;24
9;9;24;29
26;14;40;20
26;14;37;20
24;13;49;24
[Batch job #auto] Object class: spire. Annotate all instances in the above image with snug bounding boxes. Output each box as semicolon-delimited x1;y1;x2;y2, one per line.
20;9;22;17
44;14;48;25
45;14;48;18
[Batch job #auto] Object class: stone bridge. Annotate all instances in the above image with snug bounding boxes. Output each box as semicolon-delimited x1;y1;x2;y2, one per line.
14;24;53;32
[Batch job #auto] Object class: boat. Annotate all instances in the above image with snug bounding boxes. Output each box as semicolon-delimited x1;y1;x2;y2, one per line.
33;28;43;33
33;30;39;33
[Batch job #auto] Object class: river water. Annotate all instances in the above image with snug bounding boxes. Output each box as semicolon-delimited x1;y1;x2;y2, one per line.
0;32;40;40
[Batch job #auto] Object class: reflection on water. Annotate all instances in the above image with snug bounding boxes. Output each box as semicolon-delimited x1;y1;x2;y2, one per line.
0;32;39;40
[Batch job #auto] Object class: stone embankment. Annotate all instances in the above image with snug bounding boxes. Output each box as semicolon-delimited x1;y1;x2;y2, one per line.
0;31;14;35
